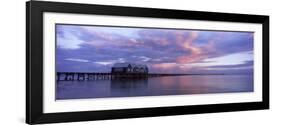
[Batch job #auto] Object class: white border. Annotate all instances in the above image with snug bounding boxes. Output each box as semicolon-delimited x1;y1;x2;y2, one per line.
43;12;263;113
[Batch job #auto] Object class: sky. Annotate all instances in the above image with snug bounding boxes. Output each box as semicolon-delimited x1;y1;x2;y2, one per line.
56;24;254;74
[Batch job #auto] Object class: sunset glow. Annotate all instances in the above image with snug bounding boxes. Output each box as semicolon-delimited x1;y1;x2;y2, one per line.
56;24;253;74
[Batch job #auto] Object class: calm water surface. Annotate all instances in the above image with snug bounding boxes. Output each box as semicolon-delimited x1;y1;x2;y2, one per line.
56;75;253;100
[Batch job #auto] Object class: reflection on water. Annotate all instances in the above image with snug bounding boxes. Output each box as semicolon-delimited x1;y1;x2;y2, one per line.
56;75;253;100
110;78;148;97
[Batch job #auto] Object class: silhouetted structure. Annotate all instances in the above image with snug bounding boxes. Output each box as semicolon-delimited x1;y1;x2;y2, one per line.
111;63;148;74
56;63;222;81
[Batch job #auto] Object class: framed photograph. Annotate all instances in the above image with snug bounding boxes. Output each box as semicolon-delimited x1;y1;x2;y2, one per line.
26;1;269;124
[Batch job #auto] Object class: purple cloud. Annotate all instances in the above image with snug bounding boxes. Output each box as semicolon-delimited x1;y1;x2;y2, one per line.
56;24;254;74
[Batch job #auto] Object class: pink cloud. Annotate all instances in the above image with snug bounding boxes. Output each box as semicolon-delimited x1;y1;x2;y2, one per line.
174;31;214;64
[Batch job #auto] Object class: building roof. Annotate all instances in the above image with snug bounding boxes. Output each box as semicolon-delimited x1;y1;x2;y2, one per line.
112;63;131;68
112;63;148;68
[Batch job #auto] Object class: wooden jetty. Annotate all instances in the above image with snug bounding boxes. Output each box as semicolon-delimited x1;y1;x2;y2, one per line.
57;72;225;81
56;72;192;81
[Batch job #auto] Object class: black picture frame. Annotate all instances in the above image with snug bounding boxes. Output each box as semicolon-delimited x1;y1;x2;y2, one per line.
26;1;269;124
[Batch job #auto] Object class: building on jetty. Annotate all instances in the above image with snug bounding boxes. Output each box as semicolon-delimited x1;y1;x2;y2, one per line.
111;63;148;74
56;63;150;81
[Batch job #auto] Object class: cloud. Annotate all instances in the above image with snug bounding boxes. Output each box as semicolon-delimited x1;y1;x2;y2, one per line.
56;25;85;49
64;58;90;63
139;56;151;62
56;24;254;74
206;60;253;69
94;61;115;66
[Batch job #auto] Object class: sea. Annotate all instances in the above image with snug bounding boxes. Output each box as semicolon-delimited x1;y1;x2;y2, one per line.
56;74;253;100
